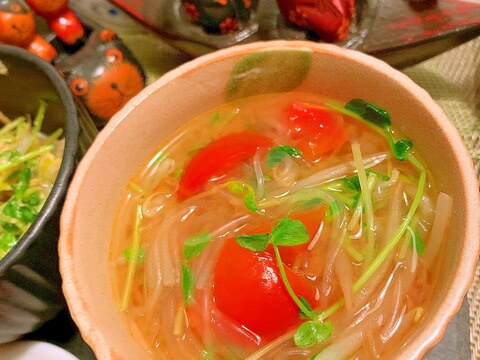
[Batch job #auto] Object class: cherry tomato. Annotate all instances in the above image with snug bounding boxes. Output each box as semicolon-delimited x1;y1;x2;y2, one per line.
213;238;317;341
178;132;273;200
212;208;325;341
286;102;345;161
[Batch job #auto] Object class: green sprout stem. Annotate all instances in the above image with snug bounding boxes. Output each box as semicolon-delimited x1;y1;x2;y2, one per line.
45;128;63;145
120;204;143;312
320;153;426;321
0;116;25;136
273;244;316;320
0;145;53;172
351;143;376;265
33;100;47;134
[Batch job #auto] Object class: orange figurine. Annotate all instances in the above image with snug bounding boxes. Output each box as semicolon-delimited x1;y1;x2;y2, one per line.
26;0;84;45
0;0;57;62
56;29;145;127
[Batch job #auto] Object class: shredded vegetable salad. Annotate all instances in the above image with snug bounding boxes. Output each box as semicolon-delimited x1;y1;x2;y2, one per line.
0;101;64;260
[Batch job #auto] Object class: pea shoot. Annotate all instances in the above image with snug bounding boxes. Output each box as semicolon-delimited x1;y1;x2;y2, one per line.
226;181;259;213
266;145;302;168
0;101;63;261
345;98;414;161
180;231;213;306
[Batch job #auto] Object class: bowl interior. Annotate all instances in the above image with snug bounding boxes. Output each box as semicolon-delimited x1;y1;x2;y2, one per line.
60;41;479;360
0;48;67;134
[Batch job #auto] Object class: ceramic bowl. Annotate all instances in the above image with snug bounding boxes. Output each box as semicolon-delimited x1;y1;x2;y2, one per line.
59;41;479;359
0;45;79;343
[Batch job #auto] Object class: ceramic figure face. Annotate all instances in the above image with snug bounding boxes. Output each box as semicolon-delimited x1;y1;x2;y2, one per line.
56;29;145;126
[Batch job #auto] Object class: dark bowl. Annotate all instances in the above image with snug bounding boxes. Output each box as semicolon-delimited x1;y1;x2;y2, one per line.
0;45;79;343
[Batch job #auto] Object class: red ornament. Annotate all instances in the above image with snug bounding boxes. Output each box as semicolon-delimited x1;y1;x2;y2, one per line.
0;0;58;62
276;0;355;42
26;0;84;45
219;16;239;34
183;1;201;21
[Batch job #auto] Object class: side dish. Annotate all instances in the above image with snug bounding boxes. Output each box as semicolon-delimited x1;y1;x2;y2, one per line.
0;101;64;260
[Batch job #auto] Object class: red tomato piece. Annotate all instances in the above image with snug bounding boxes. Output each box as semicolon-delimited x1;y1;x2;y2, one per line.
178;132;273;200
286;102;345;161
213;239;318;341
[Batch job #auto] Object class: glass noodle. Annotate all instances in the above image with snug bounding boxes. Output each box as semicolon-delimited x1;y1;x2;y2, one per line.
110;92;452;359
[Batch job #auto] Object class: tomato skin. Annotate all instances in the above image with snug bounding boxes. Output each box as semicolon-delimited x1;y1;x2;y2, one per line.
286;102;345;161
213;238;317;341
178;132;273;200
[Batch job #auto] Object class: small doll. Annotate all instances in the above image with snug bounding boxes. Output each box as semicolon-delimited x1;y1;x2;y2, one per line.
0;0;57;61
56;29;146;127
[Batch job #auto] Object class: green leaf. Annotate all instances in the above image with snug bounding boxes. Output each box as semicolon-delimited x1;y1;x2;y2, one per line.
123;247;146;264
244;187;258;212
1;221;20;234
385;128;413;161
299;296;313;319
182;231;212;261
18;206;37;224
13;167;31;200
393;139;413;161
340;176;361;192
3;199;37;224
0;149;20;160
226;181;259;213
326;200;342;221
181;263;194;305
294;321;333;348
24;192;41;206
0;232;17;251
271;218;309;247
345;99;391;128
352;192;361;209
236;234;270;252
411;228;426;256
225;49;312;101
266;145;302;168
